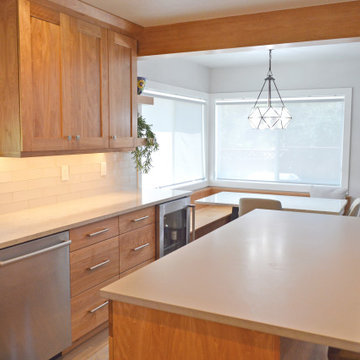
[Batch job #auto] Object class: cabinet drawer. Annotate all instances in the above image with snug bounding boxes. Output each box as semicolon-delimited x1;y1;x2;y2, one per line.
119;207;155;234
70;237;119;297
71;276;119;342
70;217;119;251
120;224;155;273
120;258;155;278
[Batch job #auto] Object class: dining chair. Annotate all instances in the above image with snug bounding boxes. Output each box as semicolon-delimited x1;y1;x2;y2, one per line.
239;198;282;216
347;198;360;216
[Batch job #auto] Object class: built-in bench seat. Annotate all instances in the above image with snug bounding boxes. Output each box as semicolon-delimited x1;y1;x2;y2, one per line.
190;187;311;240
190;186;351;240
193;205;233;239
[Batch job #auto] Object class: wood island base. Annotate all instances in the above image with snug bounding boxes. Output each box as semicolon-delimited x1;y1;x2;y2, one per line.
108;301;328;360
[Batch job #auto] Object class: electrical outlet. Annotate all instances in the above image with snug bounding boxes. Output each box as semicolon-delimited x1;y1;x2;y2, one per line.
101;161;107;176
61;165;69;181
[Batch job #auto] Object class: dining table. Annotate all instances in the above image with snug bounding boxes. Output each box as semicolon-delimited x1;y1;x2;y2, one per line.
195;191;348;216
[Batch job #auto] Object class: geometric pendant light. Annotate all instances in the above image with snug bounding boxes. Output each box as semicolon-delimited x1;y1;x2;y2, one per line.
248;50;292;129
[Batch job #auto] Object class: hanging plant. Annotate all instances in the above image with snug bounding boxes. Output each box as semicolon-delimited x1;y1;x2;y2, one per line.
132;115;159;174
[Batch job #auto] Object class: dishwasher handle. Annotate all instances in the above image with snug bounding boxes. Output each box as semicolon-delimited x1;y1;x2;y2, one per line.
0;240;72;267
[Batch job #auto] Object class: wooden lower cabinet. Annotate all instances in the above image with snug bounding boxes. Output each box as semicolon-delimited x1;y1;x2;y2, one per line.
70;217;119;252
68;206;157;346
70;236;120;297
71;276;119;342
120;258;155;278
119;206;155;234
119;224;155;273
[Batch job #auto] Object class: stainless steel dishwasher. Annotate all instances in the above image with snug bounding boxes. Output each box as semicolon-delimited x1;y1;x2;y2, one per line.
0;231;72;360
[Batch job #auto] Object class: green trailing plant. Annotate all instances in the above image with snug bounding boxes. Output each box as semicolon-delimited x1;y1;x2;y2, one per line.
132;115;159;174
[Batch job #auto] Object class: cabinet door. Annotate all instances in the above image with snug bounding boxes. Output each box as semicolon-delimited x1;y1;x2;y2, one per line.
108;31;137;149
19;2;70;152
61;14;109;150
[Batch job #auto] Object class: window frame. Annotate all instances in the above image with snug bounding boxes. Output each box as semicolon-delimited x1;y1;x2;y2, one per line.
209;88;352;193
141;80;209;190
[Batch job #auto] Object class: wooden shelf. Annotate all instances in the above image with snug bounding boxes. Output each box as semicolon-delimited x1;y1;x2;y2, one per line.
137;95;154;105
135;138;147;147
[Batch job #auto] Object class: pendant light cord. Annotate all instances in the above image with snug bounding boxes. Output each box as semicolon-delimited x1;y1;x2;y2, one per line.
248;48;292;129
268;50;272;106
268;49;272;76
250;49;288;110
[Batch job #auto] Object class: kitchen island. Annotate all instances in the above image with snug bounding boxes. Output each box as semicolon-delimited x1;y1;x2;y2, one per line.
101;210;360;359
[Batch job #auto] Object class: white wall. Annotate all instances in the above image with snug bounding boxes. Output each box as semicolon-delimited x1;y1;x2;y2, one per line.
138;57;210;93
210;59;360;196
137;55;360;197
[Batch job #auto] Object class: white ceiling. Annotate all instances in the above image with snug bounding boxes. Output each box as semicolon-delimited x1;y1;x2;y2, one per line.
174;41;360;68
82;0;353;26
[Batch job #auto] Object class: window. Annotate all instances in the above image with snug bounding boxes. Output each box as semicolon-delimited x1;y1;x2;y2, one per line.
141;91;206;189
214;89;351;189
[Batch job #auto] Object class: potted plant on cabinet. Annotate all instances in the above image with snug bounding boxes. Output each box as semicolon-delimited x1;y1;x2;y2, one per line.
132;115;159;176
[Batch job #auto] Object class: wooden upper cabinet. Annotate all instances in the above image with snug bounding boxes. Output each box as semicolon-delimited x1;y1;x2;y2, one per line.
108;31;137;149
20;2;70;152
61;14;109;150
0;0;138;156
20;2;109;152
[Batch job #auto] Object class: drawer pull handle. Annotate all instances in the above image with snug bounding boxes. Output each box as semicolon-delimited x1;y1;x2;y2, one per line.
132;215;149;223
89;301;109;313
87;228;110;237
88;259;110;271
133;243;150;251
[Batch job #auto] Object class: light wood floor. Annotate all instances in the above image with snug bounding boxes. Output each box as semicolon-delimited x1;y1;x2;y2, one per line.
61;329;108;360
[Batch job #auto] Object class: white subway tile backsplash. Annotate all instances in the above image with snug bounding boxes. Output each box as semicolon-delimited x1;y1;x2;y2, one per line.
0;172;12;183
56;193;79;203
0;193;13;204
28;196;58;208
0;152;137;215
0;181;29;194
80;172;102;182
26;177;60;190
70;163;101;175
0;200;29;214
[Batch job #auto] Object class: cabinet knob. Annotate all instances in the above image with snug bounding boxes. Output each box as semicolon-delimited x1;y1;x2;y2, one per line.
75;135;80;141
112;135;117;140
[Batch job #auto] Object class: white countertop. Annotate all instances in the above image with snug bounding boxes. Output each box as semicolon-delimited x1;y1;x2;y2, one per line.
196;191;347;214
101;210;360;352
0;189;190;249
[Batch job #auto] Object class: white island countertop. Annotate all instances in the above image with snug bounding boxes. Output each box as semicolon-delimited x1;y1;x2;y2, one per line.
0;189;190;249
101;210;360;352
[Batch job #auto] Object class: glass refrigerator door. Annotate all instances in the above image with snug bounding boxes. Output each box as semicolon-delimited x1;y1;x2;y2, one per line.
163;208;188;256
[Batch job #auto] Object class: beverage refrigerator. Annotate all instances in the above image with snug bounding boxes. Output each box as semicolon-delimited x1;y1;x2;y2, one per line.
157;196;195;258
